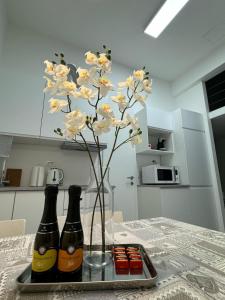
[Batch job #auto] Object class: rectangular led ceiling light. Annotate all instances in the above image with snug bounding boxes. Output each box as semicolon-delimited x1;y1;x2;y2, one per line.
144;0;190;38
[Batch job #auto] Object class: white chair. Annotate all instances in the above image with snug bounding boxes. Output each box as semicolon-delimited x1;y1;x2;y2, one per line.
57;210;124;232
0;219;26;238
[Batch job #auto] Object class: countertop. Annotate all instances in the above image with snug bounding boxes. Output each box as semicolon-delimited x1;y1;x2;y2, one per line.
0;185;88;192
0;217;224;299
0;184;116;192
138;184;190;188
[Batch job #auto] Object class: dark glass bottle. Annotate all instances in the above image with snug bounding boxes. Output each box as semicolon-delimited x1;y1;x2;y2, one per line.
57;185;83;282
31;185;59;283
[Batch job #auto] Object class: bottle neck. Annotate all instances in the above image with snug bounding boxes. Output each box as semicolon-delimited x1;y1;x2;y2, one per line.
41;194;58;224
66;196;81;223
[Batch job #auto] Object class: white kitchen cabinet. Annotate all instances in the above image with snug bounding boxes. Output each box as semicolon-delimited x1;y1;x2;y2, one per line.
0;192;15;220
138;186;217;230
183;129;211;186
138;187;161;219
164;109;211;186
135;108;174;155
161;187;216;230
13;190;65;234
146;107;173;131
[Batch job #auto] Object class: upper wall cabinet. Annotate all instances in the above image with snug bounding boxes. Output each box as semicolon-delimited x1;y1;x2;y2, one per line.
164;109;211;186
146;107;173;131
0;50;43;136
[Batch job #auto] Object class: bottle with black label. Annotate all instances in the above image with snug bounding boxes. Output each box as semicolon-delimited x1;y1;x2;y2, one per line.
57;185;83;282
31;185;59;283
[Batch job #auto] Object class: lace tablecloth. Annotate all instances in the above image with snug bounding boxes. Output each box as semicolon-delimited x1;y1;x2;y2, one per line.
1;217;225;299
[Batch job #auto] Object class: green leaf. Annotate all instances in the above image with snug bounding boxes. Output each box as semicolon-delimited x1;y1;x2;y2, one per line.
129;129;133;134
54;53;58;57
52;60;57;64
60;53;64;57
60;59;66;65
108;49;111;54
103;45;106;49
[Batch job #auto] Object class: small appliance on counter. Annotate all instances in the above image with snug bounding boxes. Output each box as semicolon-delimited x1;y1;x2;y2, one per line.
142;164;180;184
46;168;64;185
30;165;45;187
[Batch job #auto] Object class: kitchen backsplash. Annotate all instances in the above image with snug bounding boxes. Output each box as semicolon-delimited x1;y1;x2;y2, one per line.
6;143;97;187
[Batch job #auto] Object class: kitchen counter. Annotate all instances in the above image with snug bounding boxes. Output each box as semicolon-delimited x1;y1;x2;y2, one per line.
0;184;116;192
138;184;190;188
0;185;88;192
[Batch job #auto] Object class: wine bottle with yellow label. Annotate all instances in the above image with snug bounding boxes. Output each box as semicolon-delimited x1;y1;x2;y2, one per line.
31;185;59;283
58;185;84;282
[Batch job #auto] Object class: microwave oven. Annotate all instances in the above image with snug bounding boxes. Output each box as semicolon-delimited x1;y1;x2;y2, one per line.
142;165;180;184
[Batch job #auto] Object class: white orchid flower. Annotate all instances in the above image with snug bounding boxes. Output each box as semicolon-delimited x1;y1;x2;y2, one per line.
85;51;98;65
134;94;147;106
65;110;86;128
49;98;68;113
111;93;127;111
56;80;77;97
130;132;142;145
112;118;128;129
96;77;113;97
53;64;70;81
76;68;90;86
143;79;152;94
97;53;111;72
93;119;112;136
44;60;55;75
133;69;145;81
63;124;85;139
74;86;96;100
97;104;114;119
126;114;140;130
43;76;58;95
118;76;135;90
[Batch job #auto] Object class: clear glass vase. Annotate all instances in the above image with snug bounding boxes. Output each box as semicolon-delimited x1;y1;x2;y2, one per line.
83;158;114;268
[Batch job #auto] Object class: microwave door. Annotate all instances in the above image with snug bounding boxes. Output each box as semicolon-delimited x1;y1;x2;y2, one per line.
156;169;173;183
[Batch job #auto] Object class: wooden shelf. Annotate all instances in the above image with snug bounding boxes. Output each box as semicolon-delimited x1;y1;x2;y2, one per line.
137;149;174;156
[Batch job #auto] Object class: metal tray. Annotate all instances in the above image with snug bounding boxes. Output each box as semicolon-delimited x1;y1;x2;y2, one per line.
16;243;158;293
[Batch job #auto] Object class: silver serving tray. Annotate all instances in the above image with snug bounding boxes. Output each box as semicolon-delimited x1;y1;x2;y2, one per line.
16;244;157;293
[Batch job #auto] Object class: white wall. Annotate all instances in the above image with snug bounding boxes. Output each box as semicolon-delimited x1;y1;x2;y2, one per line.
0;25;176;221
0;0;7;65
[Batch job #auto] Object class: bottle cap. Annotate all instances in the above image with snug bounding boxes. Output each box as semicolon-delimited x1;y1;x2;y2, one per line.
45;185;58;195
69;185;82;197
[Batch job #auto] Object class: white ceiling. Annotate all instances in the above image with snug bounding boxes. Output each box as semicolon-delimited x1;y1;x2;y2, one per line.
6;0;225;81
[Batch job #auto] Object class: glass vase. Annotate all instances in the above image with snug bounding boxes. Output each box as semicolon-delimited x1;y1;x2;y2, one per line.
83;158;114;268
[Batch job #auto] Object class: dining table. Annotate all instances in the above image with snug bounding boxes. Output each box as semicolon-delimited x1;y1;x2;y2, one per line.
1;217;225;299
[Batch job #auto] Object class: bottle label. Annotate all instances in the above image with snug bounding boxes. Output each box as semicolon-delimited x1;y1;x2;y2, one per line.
32;248;57;272
58;248;83;272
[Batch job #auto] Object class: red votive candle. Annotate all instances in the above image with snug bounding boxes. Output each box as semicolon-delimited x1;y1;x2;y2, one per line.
129;258;143;269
